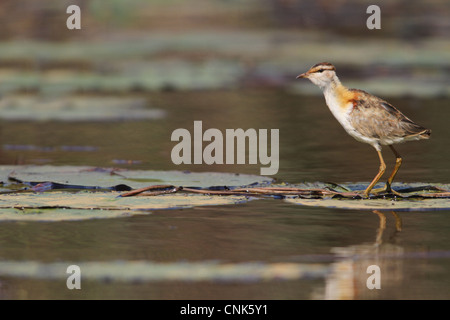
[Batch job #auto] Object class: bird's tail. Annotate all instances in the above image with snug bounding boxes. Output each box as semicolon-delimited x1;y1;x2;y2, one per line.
418;128;431;139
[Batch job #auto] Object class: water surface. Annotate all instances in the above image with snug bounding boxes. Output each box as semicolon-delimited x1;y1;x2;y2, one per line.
0;90;449;299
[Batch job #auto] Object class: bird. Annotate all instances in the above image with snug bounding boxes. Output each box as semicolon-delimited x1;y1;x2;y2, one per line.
297;62;431;197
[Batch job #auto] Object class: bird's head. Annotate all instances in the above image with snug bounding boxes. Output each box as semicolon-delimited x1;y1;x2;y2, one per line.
297;62;337;88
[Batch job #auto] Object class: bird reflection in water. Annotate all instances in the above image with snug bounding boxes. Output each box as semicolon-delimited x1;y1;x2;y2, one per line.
373;210;402;246
318;210;404;300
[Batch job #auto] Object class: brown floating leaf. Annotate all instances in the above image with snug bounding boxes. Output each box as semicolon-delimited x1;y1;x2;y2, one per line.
120;185;179;197
120;184;450;200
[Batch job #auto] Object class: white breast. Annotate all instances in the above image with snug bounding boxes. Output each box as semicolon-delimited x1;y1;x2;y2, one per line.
323;89;353;132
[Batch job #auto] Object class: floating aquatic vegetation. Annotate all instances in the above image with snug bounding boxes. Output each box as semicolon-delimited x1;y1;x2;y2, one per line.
0;192;255;222
0;259;329;282
1;165;272;190
0;165;449;222
0;95;166;121
0;165;273;221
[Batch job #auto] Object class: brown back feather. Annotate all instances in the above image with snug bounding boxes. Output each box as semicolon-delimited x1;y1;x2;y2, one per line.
349;89;431;139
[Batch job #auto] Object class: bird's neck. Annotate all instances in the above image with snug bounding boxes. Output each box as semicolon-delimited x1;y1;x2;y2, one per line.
322;74;344;93
322;75;352;102
321;74;355;117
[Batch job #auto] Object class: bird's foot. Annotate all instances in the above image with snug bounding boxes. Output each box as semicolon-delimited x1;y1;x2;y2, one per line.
368;185;403;197
357;190;374;198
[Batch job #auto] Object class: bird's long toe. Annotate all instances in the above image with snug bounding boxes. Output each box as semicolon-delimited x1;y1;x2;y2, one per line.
370;186;403;197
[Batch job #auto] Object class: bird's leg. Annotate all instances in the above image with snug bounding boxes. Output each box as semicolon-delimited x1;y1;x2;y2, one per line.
385;145;402;194
372;210;402;246
372;145;403;196
363;150;386;198
391;210;402;232
372;210;387;246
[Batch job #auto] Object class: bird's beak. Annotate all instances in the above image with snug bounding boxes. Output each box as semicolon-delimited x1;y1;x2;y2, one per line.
296;72;308;79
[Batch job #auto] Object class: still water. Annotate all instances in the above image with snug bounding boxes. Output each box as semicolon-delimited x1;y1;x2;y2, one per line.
0;89;449;299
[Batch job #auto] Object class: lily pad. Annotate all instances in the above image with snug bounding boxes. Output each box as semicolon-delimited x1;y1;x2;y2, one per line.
284;182;450;211
0;95;166;121
0;165;272;221
0;260;329;282
2;165;273;190
0;192;251;221
0;207;147;222
285;197;450;211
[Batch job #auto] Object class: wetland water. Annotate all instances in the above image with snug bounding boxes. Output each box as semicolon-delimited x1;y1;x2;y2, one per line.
0;90;449;299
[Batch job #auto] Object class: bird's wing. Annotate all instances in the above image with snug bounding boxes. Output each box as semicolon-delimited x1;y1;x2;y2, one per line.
348;89;429;139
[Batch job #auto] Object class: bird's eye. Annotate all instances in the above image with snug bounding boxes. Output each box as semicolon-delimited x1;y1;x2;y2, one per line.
317;69;324;73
